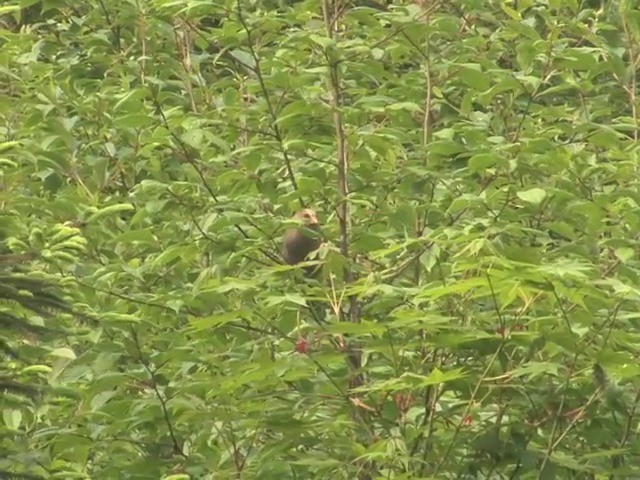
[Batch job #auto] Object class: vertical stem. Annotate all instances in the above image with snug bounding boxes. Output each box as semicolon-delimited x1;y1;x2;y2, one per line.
621;6;639;143
321;0;362;386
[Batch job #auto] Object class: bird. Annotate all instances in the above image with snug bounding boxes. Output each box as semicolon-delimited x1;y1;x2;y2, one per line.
282;208;322;267
282;208;326;324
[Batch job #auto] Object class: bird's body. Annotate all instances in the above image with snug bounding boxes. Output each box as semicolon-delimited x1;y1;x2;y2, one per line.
282;208;325;323
282;209;321;266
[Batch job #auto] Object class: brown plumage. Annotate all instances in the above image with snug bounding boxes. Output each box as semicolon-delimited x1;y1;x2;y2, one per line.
282;208;321;266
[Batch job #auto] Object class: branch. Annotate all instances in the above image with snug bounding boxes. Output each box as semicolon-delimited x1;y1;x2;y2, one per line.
321;0;364;393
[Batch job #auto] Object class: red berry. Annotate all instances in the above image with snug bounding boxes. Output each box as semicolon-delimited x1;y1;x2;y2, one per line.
295;339;308;354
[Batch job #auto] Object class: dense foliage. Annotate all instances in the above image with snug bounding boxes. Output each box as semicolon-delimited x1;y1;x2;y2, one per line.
3;0;640;478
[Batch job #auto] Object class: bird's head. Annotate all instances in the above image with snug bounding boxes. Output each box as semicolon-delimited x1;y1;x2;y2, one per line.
294;208;319;227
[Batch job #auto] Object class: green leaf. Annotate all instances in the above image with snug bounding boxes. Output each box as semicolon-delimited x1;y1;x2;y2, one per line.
85;204;135;223
517;188;547;204
115;114;156;128
3;409;22;430
615;247;635;263
468;153;505;172
0;140;21;152
49;348;76;359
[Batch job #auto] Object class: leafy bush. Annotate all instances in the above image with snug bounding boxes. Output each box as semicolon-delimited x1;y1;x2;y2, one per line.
2;0;640;478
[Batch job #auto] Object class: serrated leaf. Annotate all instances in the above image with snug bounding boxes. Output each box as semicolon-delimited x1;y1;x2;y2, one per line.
188;310;248;331
459;66;491;91
154;244;194;267
387;102;422;112
468;153;503;172
21;365;53;374
3;409;22;430
309;34;334;49
116;114;155;128
102;313;141;323
264;294;308;307
0;141;21;152
616;247;635;263
85;204;135;223
49;347;76;359
355;369;467;393
517;188;547;204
